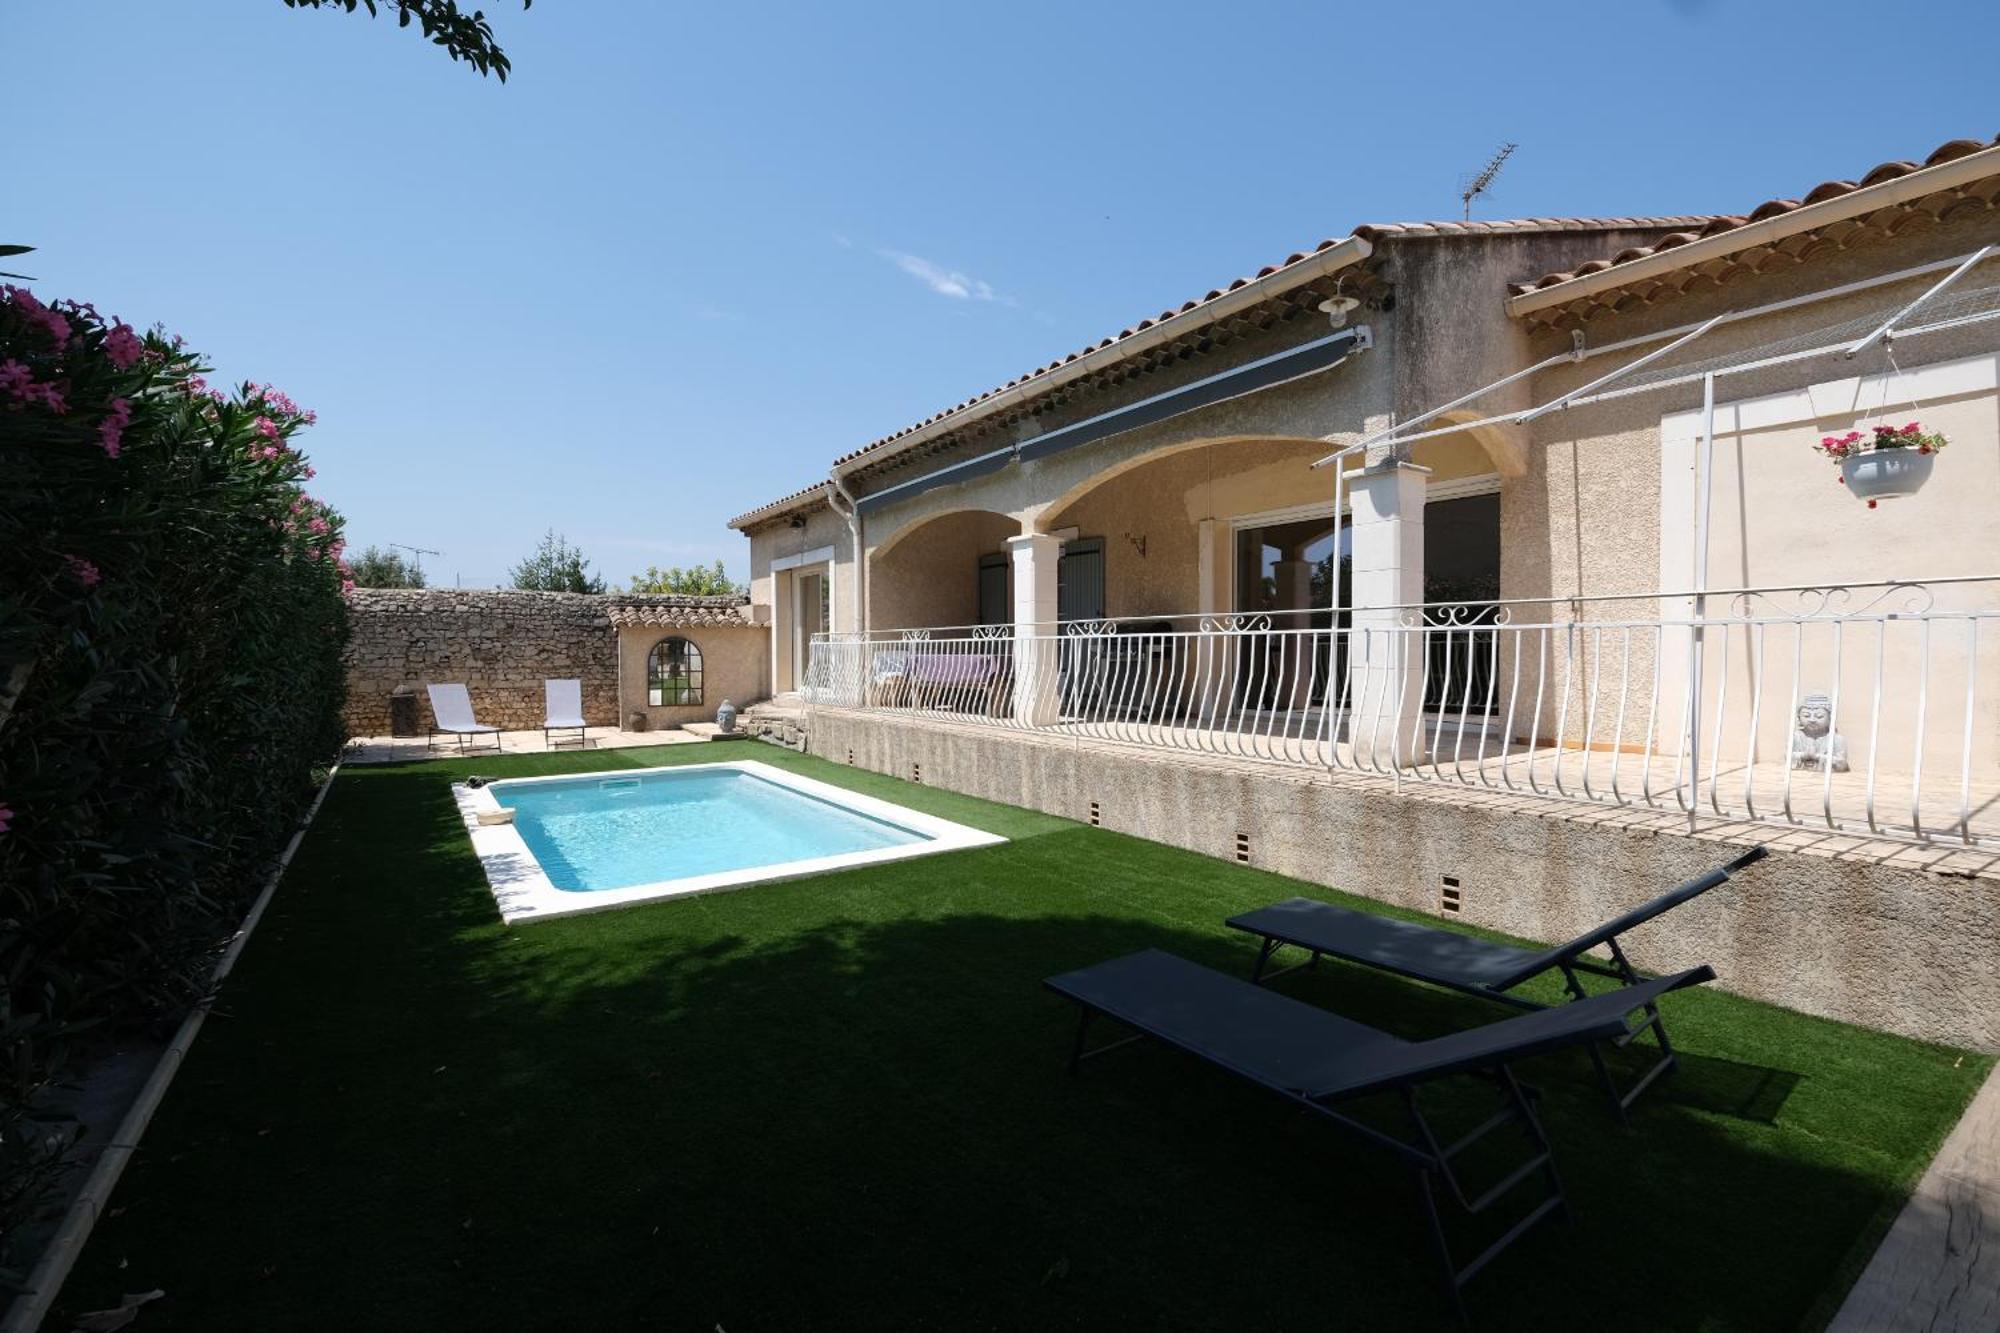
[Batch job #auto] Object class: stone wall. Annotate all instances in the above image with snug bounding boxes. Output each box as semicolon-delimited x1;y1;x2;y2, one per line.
343;589;620;735
343;589;765;736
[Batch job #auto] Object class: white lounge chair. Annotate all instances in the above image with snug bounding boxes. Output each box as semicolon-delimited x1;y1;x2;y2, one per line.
542;678;589;750
426;683;502;753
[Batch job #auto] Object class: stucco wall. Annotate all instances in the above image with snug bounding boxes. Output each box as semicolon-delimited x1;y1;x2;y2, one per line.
1503;210;2000;748
615;624;770;730
343;588;624;735
869;509;1018;629
809;708;2000;1052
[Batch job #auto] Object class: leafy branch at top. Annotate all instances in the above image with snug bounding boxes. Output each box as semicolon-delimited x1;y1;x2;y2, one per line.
280;0;533;80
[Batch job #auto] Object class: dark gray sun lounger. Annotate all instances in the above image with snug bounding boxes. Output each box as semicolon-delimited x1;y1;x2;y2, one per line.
1047;949;1714;1318
1225;846;1767;1115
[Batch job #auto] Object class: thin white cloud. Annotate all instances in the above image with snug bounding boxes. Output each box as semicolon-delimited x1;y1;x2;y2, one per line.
879;249;1012;304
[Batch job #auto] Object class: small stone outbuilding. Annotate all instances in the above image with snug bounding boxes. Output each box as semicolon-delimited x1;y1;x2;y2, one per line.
609;599;771;732
341;588;769;738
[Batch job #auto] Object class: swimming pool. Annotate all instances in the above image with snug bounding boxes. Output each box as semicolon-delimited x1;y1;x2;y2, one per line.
453;760;1004;921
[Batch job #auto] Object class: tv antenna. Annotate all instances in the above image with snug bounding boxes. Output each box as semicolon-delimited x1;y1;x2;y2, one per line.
389;542;442;575
1460;142;1517;220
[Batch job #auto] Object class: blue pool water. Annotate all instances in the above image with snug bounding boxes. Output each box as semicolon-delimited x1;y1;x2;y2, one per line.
488;768;928;893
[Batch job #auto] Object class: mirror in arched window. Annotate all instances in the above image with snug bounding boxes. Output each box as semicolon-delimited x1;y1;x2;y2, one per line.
647;637;704;706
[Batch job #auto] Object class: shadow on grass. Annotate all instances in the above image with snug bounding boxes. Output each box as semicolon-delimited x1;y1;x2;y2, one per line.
57;755;1984;1333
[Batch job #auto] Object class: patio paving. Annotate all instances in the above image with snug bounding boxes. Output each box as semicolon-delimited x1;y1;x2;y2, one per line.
1828;1062;2000;1333
342;726;714;764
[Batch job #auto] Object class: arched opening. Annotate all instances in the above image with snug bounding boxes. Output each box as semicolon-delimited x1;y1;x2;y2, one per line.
647;636;704;706
1038;434;1338;624
867;508;1019;631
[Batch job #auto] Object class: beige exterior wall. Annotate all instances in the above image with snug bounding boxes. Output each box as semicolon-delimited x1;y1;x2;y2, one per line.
1495;213;2000;757
615;623;770;730
746;504;857;693
868;509;1017;629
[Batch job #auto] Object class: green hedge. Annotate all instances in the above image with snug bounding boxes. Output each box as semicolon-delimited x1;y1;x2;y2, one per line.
0;286;350;1204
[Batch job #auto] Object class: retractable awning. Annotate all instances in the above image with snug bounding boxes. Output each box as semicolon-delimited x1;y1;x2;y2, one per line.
855;326;1369;515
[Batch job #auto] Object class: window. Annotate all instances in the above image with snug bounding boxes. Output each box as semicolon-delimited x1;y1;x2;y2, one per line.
647;637;704;706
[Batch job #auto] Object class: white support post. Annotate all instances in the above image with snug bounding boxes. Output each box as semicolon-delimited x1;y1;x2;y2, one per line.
1687;372;1717;826
1346;461;1430;767
1009;532;1061;727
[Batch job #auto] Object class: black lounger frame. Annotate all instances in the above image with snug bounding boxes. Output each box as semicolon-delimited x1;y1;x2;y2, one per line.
1050;957;1712;1322
1232;847;1767;1117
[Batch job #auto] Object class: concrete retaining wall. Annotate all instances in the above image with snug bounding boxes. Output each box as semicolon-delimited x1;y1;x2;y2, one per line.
808;708;2000;1052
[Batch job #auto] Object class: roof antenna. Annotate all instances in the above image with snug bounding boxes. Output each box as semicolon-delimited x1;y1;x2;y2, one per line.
389;542;442;579
1460;142;1518;221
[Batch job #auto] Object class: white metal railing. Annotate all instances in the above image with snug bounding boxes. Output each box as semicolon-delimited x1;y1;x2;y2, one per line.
805;580;2000;849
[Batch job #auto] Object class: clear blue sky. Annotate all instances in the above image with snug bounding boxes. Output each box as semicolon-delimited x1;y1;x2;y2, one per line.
6;1;1995;588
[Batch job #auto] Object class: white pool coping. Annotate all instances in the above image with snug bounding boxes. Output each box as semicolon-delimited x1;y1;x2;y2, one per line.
452;758;1006;923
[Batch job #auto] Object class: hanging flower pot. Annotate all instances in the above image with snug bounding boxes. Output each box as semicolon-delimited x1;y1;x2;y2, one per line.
1816;423;1946;508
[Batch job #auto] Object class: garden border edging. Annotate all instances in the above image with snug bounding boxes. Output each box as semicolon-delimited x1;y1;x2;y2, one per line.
0;764;344;1333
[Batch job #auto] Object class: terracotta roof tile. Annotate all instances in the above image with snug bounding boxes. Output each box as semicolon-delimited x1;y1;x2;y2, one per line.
606;595;753;629
726;481;833;530
1510;134;2000;300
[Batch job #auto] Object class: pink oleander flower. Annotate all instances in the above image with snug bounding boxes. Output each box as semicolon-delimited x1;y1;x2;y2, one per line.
307;517;330;535
99;398;132;457
0;802;13;835
303;465;316;479
64;555;102;587
257;445;282;461
252;416;280;441
0;359;30;398
103;321;143;369
5;286;73;345
340;578;357;596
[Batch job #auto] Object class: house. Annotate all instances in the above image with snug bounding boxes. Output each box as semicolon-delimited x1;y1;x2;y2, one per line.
728;135;2000;1048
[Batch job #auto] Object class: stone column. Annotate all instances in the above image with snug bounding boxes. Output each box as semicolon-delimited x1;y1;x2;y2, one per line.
1345;461;1430;766
1008;532;1062;726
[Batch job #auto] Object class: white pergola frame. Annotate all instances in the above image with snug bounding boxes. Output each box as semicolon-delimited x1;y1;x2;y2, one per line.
1310;243;1999;819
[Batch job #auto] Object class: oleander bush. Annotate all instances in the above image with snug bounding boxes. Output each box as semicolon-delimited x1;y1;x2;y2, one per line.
0;286;350;1249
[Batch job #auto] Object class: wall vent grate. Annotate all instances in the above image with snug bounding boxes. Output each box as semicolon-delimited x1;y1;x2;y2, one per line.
846;748;854;765
1088;801;1102;827
1440;875;1462;915
1234;832;1251;864
911;762;923;784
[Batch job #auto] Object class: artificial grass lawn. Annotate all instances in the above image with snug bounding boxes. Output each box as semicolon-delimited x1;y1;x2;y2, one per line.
62;743;1988;1331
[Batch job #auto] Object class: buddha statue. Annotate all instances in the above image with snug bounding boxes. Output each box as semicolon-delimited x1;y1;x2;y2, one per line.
1789;692;1849;772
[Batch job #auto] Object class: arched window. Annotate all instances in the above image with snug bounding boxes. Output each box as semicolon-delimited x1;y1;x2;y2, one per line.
647;637;703;706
